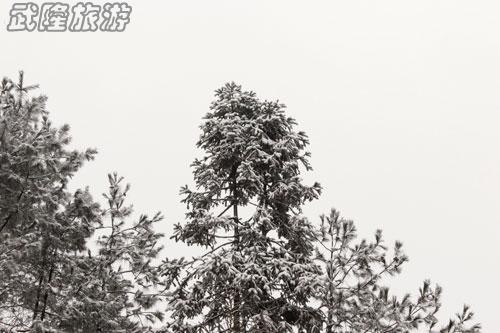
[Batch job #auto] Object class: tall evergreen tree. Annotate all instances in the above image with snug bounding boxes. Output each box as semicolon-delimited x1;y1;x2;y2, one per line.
0;72;98;330
0;73;165;332
162;83;323;332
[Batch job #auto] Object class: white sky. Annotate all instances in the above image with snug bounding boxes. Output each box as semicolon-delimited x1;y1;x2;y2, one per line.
1;0;499;330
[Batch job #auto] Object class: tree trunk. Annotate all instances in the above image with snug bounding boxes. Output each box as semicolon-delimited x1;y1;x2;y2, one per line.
40;259;55;321
32;272;45;320
33;242;49;321
231;165;241;332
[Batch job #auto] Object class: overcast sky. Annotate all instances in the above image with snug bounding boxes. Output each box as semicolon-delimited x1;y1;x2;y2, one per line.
1;0;499;330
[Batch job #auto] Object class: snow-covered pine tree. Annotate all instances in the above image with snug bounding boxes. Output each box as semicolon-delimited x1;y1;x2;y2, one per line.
0;73;165;332
51;172;165;332
314;209;481;333
0;72;99;330
162;83;323;332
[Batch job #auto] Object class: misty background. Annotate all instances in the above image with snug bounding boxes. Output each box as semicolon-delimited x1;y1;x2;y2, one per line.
1;0;498;330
